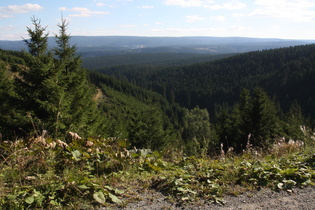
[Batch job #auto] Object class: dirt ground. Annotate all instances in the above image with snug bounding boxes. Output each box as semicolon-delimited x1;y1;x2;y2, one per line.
114;186;315;210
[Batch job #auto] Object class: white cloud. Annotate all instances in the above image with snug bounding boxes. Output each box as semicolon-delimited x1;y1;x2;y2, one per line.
119;24;148;28
229;25;251;31
0;25;14;31
163;0;246;10
96;3;105;7
164;0;208;7
186;15;205;22
59;7;109;17
0;14;13;19
232;13;246;18
138;5;154;9
211;16;225;21
205;1;246;10
0;4;42;15
251;0;315;22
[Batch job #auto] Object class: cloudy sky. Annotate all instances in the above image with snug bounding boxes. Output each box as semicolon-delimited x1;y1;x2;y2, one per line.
1;0;315;40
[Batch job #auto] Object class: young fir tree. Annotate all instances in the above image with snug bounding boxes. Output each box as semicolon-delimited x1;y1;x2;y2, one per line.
128;107;167;150
217;88;280;152
12;17;104;137
283;100;305;140
53;18;104;136
13;16;57;135
250;87;279;148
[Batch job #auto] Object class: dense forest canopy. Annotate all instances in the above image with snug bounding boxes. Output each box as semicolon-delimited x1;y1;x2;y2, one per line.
0;18;314;158
96;44;315;123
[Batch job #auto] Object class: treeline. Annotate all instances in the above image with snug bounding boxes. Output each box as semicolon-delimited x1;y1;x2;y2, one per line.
82;53;233;68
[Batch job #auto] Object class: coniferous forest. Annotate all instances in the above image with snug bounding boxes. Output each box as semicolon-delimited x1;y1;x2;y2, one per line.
0;18;314;208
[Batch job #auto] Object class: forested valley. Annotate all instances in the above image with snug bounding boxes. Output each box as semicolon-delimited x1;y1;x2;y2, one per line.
0;18;314;208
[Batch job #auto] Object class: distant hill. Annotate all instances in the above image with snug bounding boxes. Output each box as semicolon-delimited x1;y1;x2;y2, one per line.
82;53;235;69
0;36;313;57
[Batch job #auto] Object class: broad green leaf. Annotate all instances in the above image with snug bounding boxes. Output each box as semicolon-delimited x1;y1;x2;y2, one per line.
277;182;284;189
6;194;16;200
71;150;81;161
105;185;114;191
177;187;186;192
115;189;124;195
78;185;90;190
49;200;59;206
109;193;122;204
181;196;189;201
25;196;35;204
93;191;106;204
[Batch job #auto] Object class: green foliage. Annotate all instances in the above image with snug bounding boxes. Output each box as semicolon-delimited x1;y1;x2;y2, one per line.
90;71;181;151
237;153;315;191
282;101;306;140
182;107;218;156
23;16;48;57
0;135;130;208
128;107;167;150
2;17;105;138
250;87;280;148
0;130;314;208
82;53;233;69
216;88;281;152
97;44;315;123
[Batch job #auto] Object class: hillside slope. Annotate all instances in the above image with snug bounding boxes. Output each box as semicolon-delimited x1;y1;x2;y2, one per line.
97;44;315;122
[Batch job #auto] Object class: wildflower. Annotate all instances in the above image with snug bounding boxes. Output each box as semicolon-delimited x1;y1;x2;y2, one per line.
56;139;68;148
86;140;94;147
69;131;82;140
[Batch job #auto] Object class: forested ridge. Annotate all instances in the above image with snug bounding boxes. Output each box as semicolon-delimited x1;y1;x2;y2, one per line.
82;52;234;68
0;18;314;208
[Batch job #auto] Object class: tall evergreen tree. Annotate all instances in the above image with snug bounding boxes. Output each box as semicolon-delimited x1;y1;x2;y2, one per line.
250;87;279;148
13;16;56;134
216;88;280;152
11;17;104;137
53;18;104;136
283;101;305;140
128;107;167;150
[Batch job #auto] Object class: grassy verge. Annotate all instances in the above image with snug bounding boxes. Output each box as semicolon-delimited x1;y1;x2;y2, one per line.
0;132;314;209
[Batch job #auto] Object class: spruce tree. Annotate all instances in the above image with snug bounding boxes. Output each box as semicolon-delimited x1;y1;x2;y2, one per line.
14;16;56;134
283;101;305;140
53;18;104;136
217;88;280;152
128;107;166;150
250;87;279;148
12;17;104;137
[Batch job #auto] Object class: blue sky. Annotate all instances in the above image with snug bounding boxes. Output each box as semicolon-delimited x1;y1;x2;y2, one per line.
1;0;315;40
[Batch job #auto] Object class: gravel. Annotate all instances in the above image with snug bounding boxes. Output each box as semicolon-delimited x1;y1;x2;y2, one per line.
111;186;315;210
